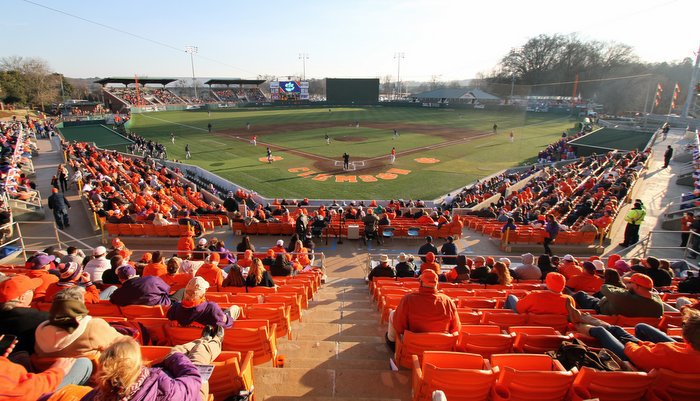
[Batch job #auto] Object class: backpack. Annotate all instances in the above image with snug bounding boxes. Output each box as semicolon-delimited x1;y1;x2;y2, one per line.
547;338;623;371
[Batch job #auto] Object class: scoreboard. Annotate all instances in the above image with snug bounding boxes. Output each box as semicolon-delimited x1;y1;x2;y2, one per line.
270;80;309;101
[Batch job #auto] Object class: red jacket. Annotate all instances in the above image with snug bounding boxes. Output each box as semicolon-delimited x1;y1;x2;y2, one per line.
0;356;63;400
392;286;460;337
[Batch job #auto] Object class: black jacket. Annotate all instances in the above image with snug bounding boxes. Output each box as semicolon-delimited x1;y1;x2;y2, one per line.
0;307;49;354
47;192;70;212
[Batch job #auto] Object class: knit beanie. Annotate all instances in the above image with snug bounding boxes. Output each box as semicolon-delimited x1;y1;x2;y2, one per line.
48;299;89;333
58;262;82;282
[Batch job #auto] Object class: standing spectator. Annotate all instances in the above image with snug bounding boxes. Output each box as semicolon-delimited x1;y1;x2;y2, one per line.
47;188;70;229
681;212;694;247
620;200;646;247
662;145;673;168
543;214;559;256
57;164;69;192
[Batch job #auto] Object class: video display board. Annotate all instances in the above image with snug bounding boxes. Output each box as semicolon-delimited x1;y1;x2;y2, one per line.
270;80;309;101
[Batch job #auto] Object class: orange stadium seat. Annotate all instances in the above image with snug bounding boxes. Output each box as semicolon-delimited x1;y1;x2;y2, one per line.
645;368;700;401
509;326;572;353
457;325;514;357
394;331;458;369
490;354;577;401
411;351;495;401
569;366;655;401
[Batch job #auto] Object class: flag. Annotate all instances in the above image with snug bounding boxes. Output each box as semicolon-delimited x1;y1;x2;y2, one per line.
671;82;681;110
654;82;663;107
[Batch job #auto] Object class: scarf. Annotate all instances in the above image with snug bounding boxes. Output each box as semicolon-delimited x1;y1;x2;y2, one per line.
181;296;205;309
48;299;89;334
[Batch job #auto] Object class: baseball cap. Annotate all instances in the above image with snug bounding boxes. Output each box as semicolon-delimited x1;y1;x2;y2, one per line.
198;238;207;246
111;238;124;248
31;254;55;269
185;276;210;300
419;269;439;288
623;273;654;290
276;240;284;246
592;260;605;271
398;253;407;262
116;265;136;281
208;253;220;263
93;246;107;256
563;254;575;262
0;275;43;302
545;272;566;293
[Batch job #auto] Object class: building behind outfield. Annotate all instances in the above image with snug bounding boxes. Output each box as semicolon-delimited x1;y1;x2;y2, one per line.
411;88;501;107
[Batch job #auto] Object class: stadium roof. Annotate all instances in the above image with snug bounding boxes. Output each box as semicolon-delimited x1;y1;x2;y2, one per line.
412;88;500;100
94;77;177;86
203;79;265;85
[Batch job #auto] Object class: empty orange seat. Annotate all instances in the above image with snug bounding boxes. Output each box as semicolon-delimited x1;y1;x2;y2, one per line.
509;326;572;353
245;303;292;339
645;368;700;401
412;351;495;401
458;325;514;357
490;353;577;401
119;304;167;319
525;313;569;333
569;366;655;401
481;311;528;330
394;331;458;369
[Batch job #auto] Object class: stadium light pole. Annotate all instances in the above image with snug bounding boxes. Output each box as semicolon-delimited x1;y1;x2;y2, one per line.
185;45;199;99
394;52;405;100
299;53;309;80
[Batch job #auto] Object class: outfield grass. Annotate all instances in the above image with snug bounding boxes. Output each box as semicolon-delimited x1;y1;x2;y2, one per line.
124;107;575;200
569;127;654;153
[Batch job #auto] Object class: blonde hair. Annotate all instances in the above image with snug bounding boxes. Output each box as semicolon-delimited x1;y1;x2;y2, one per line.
493;262;512;286
249;258;264;285
294;240;303;252
96;337;143;399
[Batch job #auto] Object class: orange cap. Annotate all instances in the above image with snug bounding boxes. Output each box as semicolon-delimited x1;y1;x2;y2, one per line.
545;272;566;293
624;273;654;290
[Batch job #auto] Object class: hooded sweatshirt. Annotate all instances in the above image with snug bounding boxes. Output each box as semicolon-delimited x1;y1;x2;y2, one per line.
419;252;440;274
34;316;124;358
513;253;542;280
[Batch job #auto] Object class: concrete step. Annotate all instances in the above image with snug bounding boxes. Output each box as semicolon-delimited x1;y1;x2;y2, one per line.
301;308;378;324
291;322;385;342
11;207;45;221
307;300;374;311
253;367;411;400
276;340;391;361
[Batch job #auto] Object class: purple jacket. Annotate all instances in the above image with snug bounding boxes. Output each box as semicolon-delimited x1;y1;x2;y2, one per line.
109;276;172;307
82;353;202;401
166;301;233;328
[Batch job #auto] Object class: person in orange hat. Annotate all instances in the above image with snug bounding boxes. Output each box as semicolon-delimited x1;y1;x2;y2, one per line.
571;273;663;317
110;237;132;260
505;272;574;315
418;252;440;275
0;275;50;355
386;269;460;351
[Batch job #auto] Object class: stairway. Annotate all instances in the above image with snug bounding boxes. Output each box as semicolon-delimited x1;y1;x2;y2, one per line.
254;277;411;401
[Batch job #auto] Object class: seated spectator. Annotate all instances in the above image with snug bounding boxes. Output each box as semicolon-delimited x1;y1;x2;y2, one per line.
566;261;604;293
177;234;195;259
480;261;512;285
0;341;92;400
195;253;224;289
62;247;85;266
501;217;517;233
82;332;222;401
270;254;293;277
25;253;60;302
603;268;625;289
84;246;110;283
109;265;172;307
613;259;632;275
367;255;395;281
469;256;490;281
385;270;460;351
245;258;276;288
643;256;673;288
152;212;172;226
192;238;209;261
445;255;471;283
513;253;541;280
537;254;556;280
0;275;49;355
572;273;663;317
558;254;582;279
290;240;312;271
142;251;167;277
167;277;240;328
160;257;191;292
568;304;700;372
419;252;440;275
505;272;573;315
44;263;116;303
34;287;125;359
394;253;416;278
440;236;457;265
236;235;255;258
270;240;287;258
237;249;254;271
101;255;123;285
110;238;132;261
261;249;276;270
222;265;245;287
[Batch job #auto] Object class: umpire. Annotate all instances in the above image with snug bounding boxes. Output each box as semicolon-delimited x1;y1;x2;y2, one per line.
47;187;70;229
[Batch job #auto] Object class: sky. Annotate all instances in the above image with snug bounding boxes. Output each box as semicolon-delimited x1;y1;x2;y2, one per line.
3;0;698;82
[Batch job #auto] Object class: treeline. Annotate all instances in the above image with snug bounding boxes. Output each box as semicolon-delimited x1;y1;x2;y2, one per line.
480;34;694;114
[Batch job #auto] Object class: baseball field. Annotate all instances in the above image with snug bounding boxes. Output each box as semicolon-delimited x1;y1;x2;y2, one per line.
110;107;575;200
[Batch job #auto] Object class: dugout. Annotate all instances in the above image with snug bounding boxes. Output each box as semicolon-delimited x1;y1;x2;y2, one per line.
325;78;379;105
568;127;655;157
